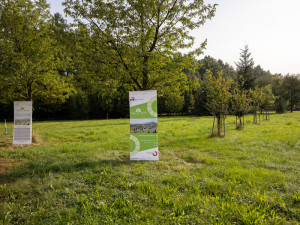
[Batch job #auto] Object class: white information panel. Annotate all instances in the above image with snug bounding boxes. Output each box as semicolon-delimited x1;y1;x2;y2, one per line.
13;101;32;145
129;90;158;161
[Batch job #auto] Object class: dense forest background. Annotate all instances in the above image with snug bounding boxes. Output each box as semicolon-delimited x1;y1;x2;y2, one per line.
0;0;299;121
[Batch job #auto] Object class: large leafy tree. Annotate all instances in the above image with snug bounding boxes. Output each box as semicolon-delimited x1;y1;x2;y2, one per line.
0;0;75;104
63;0;217;94
235;45;255;90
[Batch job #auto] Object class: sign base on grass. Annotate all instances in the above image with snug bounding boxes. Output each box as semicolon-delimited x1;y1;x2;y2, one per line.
129;90;158;161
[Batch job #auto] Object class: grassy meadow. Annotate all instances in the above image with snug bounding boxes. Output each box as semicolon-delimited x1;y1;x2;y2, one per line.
0;112;300;224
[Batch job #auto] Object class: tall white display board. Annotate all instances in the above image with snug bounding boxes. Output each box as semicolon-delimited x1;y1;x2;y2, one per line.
13;101;32;145
129;90;158;161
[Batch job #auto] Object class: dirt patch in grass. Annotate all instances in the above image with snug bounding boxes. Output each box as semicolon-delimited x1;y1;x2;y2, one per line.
116;154;129;161
0;135;13;149
0;159;18;173
32;133;44;145
0;133;45;151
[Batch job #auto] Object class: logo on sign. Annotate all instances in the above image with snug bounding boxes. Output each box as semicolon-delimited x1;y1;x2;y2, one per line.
130;97;135;102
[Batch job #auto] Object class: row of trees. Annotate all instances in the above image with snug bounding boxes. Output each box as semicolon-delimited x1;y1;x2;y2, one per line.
190;46;299;136
206;71;276;136
0;0;299;122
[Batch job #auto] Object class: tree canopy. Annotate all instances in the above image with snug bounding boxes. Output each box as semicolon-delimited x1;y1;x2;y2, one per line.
0;0;75;104
63;0;217;93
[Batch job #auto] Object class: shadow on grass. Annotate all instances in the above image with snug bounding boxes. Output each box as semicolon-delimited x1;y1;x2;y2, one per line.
0;157;139;185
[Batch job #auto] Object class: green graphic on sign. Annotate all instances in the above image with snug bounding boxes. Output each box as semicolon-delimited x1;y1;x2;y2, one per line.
130;133;158;153
129;90;158;161
130;97;157;119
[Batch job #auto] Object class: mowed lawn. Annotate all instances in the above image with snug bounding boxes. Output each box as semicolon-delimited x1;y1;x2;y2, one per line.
0;112;299;224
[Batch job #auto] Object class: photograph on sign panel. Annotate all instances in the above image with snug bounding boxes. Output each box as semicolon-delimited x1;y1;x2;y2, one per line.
130;118;157;133
14;113;31;125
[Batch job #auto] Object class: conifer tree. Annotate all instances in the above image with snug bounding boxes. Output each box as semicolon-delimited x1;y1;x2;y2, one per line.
235;45;255;90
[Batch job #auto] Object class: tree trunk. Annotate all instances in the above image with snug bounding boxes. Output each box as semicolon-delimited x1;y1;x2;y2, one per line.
253;112;257;124
223;115;226;136
217;116;222;136
211;116;215;136
290;92;293;112
142;56;149;90
27;84;32;101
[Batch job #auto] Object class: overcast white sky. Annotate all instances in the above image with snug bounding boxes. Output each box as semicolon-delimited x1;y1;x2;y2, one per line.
47;0;300;75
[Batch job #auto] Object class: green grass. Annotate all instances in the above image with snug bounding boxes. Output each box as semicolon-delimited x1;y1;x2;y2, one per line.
0;112;300;224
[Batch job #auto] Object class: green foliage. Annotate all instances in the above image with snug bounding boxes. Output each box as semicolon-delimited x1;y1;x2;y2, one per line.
274;97;287;114
0;112;300;224
253;65;274;87
271;75;285;114
0;0;75;103
270;74;300;113
66;89;90;120
193;58;235;117
249;87;264;113
182;91;195;115
164;93;184;115
260;85;276;120
230;86;251;128
193;87;210;116
0;0;292;121
235;45;255;90
231;87;251;118
50;13;75;77
261;85;276;111
63;0;217;93
196;56;236;80
249;87;264;124
181;72;198;114
280;74;300;112
206;70;232;136
206;70;232;117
